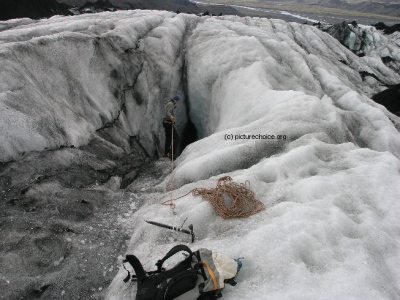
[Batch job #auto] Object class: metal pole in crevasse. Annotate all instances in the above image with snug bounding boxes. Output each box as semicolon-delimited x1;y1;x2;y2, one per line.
171;119;174;162
170;120;176;214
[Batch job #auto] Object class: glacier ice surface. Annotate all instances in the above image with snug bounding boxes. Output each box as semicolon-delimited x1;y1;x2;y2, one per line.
0;10;400;300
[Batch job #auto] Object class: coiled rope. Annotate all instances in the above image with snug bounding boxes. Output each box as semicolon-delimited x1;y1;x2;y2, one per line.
162;176;265;219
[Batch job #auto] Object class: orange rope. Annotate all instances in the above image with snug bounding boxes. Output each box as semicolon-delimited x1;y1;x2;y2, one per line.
162;176;265;219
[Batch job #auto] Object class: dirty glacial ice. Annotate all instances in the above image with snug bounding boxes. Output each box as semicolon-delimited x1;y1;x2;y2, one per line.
1;10;400;300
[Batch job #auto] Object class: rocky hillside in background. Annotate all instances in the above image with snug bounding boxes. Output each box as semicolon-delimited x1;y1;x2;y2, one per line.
201;0;400;21
0;0;242;21
317;0;400;18
76;0;242;16
75;0;118;14
0;0;72;21
270;0;400;18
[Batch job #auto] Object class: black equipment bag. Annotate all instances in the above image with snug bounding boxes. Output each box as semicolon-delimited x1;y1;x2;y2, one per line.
123;244;238;300
123;245;199;300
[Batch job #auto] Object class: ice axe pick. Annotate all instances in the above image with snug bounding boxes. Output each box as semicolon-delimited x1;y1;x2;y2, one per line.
146;220;195;243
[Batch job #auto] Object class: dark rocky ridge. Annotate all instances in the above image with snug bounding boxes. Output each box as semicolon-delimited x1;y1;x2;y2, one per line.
372;84;400;116
317;21;368;58
0;0;242;21
316;21;400;116
0;0;73;21
318;21;400;72
78;0;118;13
373;22;400;35
82;0;242;16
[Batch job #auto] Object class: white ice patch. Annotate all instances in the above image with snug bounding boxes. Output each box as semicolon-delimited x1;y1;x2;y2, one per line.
108;139;400;299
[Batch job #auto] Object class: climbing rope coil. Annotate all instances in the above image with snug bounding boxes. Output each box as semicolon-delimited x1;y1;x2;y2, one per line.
162;176;265;219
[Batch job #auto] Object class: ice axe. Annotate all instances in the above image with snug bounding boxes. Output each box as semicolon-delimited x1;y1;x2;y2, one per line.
146;220;195;243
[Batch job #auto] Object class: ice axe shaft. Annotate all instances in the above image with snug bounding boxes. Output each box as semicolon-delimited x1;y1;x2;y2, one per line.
146;220;195;243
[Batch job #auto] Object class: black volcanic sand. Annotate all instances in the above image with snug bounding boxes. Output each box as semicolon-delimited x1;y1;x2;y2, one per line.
0;147;171;300
372;84;400;116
